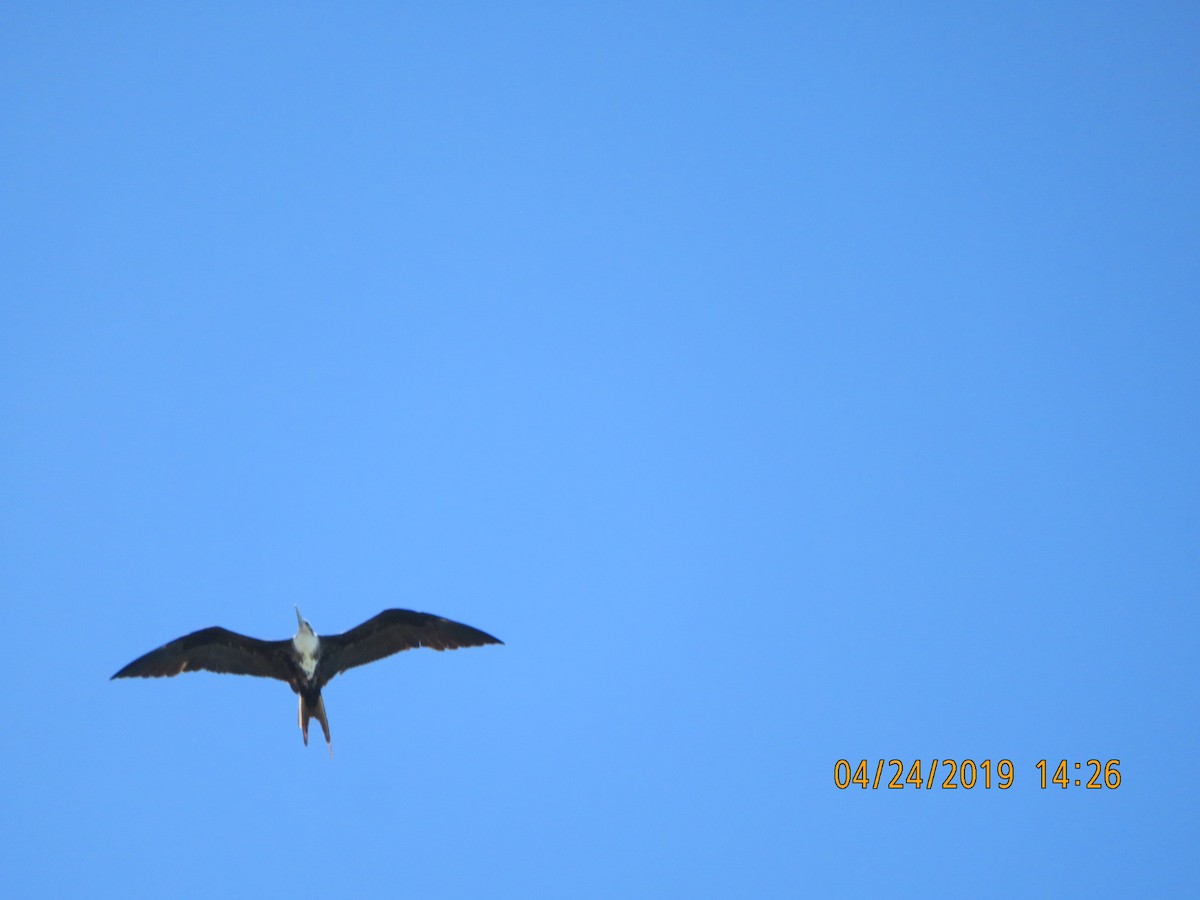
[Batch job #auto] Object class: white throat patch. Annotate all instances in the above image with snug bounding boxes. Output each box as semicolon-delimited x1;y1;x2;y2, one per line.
293;629;320;679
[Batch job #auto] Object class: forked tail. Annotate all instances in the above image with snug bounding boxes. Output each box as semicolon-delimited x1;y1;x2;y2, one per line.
298;692;333;757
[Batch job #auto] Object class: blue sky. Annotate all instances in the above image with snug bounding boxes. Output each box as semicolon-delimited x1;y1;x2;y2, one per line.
2;3;1197;897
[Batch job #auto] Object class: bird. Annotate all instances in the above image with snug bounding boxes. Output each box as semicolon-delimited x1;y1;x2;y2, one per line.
111;607;502;755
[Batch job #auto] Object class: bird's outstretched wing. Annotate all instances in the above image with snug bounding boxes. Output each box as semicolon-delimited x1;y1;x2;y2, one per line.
111;627;296;682
315;609;502;688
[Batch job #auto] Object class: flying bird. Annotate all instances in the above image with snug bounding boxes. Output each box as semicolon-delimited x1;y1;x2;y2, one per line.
111;608;502;755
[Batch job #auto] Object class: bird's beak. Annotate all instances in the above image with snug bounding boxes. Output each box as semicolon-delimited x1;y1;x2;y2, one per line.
295;606;305;629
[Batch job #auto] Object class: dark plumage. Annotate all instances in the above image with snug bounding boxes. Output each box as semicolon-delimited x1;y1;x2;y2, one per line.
112;608;502;754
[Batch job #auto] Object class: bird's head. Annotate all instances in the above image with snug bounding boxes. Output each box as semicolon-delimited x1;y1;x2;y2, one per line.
294;606;314;636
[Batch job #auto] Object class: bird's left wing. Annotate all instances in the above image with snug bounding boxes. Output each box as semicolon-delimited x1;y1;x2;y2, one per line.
111;627;296;682
315;609;502;688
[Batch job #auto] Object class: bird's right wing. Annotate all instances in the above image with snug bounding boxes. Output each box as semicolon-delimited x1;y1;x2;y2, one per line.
315;609;503;687
111;627;296;682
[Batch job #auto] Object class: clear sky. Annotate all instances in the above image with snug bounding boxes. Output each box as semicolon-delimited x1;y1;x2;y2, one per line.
3;4;1197;897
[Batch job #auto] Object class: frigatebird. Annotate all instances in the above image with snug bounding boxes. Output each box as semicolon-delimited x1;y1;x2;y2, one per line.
111;608;502;755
